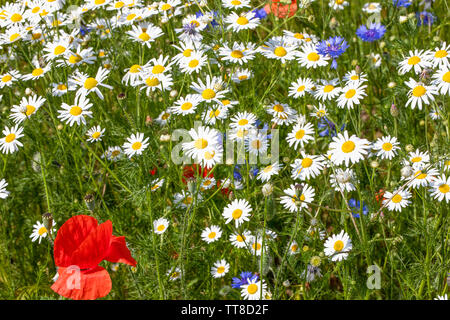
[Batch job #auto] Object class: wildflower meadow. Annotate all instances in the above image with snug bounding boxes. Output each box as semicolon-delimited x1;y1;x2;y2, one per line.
0;0;449;301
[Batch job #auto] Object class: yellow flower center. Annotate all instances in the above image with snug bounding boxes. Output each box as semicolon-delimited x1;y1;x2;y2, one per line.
204;150;215;160
301;157;313;168
126;13;136;20
95;0;106;4
9;33;20;42
407;56;421;65
412;85;426;97
273;104;284;112
294;33;304;39
323;85;334;93
247;284;258;294
152;65;165;74
231;50;244;59
129;64;141;73
208;232;216;239
194;138;208;149
439;184;449;193
231;0;241;5
232;209;243;219
92;132;101;139
132;142;142;150
69;106;82;116
392;194;402;203
84;77;98;89
57;84;67;90
291;244;298;252
341;141;355;153
435;50;448;58
161;3;172;10
25;105;36;116
38;226;47;236
157;225;165;232
236;235;245;242
188;59;199;68
414;170;427;180
333;240;344;251
252;243;262;251
297;85;306;92
411;156;422;163
274;46;287;57
350;75;359;81
217;266;225;274
295;129;305;140
442;71;450;83
238;119;248;126
68;54;82;64
31;68;43;77
146;77;159;86
382;142;393;151
183;49;192;57
181;102;193;110
307;52;319;61
345;89;356;99
2;75;12;82
236;16;248;25
54;45;66;55
202;89;216;100
5;133;15;143
11;13;22;22
251;139;261;149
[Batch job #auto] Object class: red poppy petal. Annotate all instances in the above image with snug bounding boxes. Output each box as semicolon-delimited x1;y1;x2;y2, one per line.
54;215;99;267
69;220;113;269
51;266;112;300
104;236;137;267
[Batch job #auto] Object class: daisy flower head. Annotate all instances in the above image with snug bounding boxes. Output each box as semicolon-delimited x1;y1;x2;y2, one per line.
286;121;315;150
398;50;433;75
407;167;439;189
126;23;163;48
330;168;357;192
154;217;169;234
260;36;298;64
86;125;105;142
123;132;149;158
329;0;349;10
140;73;173;95
122;64;145;86
266;101;296;120
223;198;252;227
431;67;450;95
404;149;430;170
245;130;269;157
30;220;56;244
288;240;300;255
150;178;165;192
310;103;328;119
201;225;222;243
246;234;267;256
0;70;22;88
211;259;230;278
324;230;352;262
337;80;367;109
178;50;207;74
0;125;24;154
343;70;368;84
222;0;251;9
229;230;252;248
0;179;10;199
288;77;314;98
280;183;315;213
51;82;73;96
373;135;401;160
230;111;257;132
182;125;221;166
328;131;370;166
356;23;386;42
297;42;329;69
57;95;93;127
313;78;341;101
225;11;260;32
430;42;450;68
70;67;113;100
170;94;202;115
257;162;282;182
383;189;411;212
104;146;123;162
291;153;326;180
429;174;450;203
43;38;73;62
191;75;229;104
362;2;382;13
21;60;52;81
167;267;182;281
283;30;318;47
10;94;46;124
218;42;256;65
405;78;438;110
240;278;267;300
316;36;349;69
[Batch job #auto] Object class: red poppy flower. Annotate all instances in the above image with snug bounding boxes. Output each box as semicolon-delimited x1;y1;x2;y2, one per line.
150;167;157;175
264;0;298;18
51;215;136;300
182;164;213;184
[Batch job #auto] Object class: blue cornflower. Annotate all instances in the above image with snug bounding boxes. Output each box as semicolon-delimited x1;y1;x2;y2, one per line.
316;36;349;69
250;166;259;178
252;8;268;20
195;10;220;28
348;199;369;218
233;165;242;180
231;272;259;289
416;11;436;26
393;0;412;7
318;117;345;137
356;23;386;42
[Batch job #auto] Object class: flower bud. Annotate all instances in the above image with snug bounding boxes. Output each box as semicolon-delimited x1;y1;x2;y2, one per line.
370;160;379;168
84;193;95;211
388;82;396;88
405;144;414;152
401;165;413;178
390;104;399;117
42;212;53;238
262;183;273;197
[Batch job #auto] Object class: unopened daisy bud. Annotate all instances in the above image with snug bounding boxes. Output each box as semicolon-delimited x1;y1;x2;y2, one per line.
370;160;379;168
310;256;321;267
390;104;399;117
329;17;338;29
401;165;413;178
219;285;231;296
388;82;396;88
433;36;441;42
419;120;425;126
42;212;53;238
351;59;358;66
262;183;273;197
405;144;414;152
160;134;171;142
282;280;291;287
399;15;408;23
169;89;178;98
145;115;153;126
355;65;361;75
307;15;314;23
306;104;313;110
25;88;33;95
32;152;42;172
283;156;290;163
57;124;63;130
199;0;207;6
187;178;196;195
379;41;386;49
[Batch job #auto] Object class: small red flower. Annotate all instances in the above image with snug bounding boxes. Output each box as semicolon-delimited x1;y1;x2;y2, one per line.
51;215;136;300
150;167;157;175
182;164;213;184
264;0;298;18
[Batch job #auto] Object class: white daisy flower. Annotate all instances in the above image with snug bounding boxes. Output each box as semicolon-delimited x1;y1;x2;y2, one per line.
0;179;10;199
383;189;411;212
123;132;149;158
0;125;24;154
153;217;169;234
405;78;438;110
211;259;230;278
86;125;105;143
429;174;450;203
57;95;93;126
222;198;252;227
398;50;433;75
201;225;222;243
328;131;370;166
324;230;352;262
372;135;401;160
